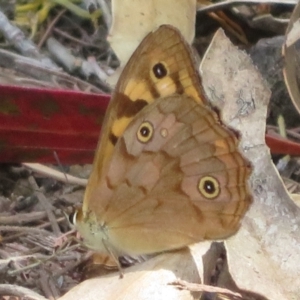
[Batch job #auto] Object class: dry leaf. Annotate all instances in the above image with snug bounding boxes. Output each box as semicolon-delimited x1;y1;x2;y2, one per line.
290;193;300;208
58;247;203;300
201;29;300;300
283;0;300;115
108;0;196;67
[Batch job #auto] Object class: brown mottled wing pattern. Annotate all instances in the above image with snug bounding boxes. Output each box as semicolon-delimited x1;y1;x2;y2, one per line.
84;95;252;255
84;25;206;209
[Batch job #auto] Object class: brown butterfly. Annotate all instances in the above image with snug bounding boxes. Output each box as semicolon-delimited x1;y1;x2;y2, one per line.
72;25;252;260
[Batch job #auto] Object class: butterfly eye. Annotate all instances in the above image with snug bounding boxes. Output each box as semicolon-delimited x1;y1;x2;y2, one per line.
198;176;220;199
152;62;168;79
137;121;154;143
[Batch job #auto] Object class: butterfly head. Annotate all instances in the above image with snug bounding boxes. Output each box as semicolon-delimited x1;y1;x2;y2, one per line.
69;208;112;254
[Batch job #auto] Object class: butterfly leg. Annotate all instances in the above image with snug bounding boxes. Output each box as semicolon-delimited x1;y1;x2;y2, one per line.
102;238;124;278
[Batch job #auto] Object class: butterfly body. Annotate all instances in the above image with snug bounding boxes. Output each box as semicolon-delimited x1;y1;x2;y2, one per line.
74;25;252;257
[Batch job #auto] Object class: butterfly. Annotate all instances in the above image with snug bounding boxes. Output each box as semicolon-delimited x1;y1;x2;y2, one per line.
71;25;252;260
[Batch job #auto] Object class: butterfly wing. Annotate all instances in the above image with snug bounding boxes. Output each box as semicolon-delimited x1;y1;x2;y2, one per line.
79;95;252;255
85;25;206;208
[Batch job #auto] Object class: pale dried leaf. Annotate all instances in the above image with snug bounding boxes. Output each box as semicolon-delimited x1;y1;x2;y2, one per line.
201;29;300;300
283;0;300;115
290;193;300;208
108;0;196;67
58;248;204;300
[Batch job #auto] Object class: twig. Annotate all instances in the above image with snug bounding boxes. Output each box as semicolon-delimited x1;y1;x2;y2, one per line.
46;36;109;84
53;27;100;48
97;0;112;28
53;0;95;19
0;284;47;300
24;233;57;252
197;0;296;14
28;176;61;236
53;252;92;278
38;8;67;49
170;279;243;299
0;11;56;68
4;241;82;277
0;48;105;93
0;211;47;225
60;13;94;43
8;260;46;276
267;125;300;141
0;225;50;234
39;268;60;300
1;217;66;242
0;253;48;272
23;163;88;186
0;47;59;73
